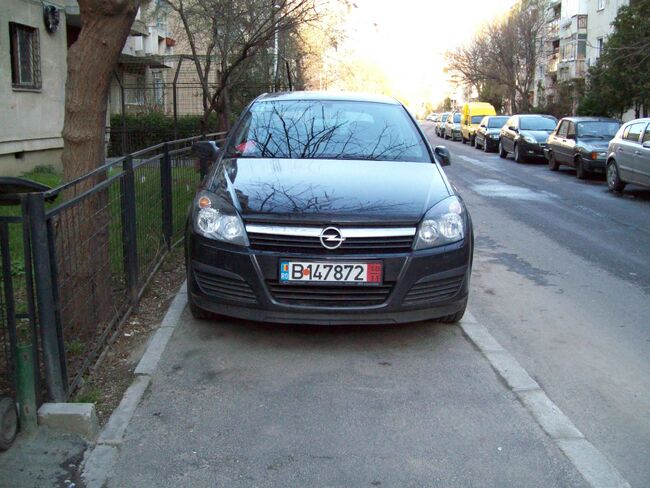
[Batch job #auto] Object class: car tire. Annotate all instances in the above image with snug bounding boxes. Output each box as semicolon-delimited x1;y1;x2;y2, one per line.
189;299;215;320
0;396;18;451
439;307;466;324
499;141;507;159
548;152;559;171
483;139;490;152
575;156;588;180
514;144;526;163
607;161;626;193
461;136;466;144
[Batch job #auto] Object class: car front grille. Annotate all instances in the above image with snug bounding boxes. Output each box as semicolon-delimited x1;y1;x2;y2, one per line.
246;224;415;254
402;275;464;306
267;281;394;307
195;270;257;303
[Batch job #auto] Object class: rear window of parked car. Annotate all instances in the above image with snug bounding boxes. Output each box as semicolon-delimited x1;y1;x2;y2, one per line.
576;121;620;138
520;117;557;131
453;113;461;123
487;117;508;128
471;116;484;124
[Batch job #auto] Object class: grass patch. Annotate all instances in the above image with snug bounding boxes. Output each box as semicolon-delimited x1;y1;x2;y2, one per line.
74;382;102;404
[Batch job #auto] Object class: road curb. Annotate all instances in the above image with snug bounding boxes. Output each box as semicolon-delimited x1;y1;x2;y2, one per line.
460;311;631;488
80;281;187;488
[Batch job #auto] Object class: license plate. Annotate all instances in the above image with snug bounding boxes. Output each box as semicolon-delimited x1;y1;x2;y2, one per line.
279;261;382;284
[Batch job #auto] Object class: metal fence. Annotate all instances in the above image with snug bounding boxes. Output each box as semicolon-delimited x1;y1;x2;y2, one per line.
0;132;225;408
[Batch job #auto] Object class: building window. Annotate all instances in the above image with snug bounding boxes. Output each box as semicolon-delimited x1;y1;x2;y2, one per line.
9;22;41;90
596;37;604;58
597;0;605;11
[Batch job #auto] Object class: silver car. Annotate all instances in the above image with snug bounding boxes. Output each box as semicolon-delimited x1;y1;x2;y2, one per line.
606;118;650;192
444;112;462;141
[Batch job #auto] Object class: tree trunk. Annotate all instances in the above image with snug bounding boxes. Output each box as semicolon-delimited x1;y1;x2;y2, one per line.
58;0;139;349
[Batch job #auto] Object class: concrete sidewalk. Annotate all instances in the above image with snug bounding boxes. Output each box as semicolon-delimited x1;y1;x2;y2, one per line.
91;296;588;488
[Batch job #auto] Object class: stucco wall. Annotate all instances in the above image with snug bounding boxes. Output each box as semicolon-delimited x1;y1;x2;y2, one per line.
0;0;67;175
586;0;629;67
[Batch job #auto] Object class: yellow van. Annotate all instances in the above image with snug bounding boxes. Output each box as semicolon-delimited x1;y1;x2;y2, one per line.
461;102;497;145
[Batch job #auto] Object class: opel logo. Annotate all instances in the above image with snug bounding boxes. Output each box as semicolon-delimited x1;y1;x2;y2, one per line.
319;226;345;250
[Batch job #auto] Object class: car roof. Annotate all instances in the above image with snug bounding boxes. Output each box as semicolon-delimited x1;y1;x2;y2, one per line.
622;118;650;124
561;116;620;122
255;91;401;105
517;114;556;118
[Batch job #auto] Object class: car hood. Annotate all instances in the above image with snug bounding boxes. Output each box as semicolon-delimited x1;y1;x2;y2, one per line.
210;158;451;224
521;130;553;143
578;139;611;151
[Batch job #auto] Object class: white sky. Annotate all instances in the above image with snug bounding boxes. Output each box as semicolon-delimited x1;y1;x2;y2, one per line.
336;0;517;108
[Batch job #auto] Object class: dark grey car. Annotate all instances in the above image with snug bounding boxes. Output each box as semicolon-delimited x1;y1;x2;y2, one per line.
545;117;621;179
474;115;509;152
499;114;557;163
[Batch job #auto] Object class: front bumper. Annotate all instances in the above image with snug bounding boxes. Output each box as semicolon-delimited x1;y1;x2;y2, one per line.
187;232;472;325
583;157;606;172
521;141;547;159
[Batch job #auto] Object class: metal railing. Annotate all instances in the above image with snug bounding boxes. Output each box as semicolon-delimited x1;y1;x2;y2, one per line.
0;132;226;408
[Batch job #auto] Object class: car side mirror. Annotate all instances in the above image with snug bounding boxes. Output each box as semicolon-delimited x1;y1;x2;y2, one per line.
509;126;518;132
434;146;451;166
192;141;221;161
643;141;650;149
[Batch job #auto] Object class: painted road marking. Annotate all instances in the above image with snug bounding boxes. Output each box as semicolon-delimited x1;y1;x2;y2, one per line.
460;311;631;488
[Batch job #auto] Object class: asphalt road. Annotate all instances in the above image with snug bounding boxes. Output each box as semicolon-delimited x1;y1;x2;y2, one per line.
421;121;650;488
104;123;649;487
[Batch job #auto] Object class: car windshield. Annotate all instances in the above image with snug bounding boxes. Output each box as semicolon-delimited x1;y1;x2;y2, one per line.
227;99;430;162
487;117;509;128
520;116;557;131
577;121;620;139
453;113;461;123
471;115;485;124
441;114;449;122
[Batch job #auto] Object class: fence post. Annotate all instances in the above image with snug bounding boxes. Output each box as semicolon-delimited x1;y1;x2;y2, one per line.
24;193;66;402
161;143;173;250
120;156;139;303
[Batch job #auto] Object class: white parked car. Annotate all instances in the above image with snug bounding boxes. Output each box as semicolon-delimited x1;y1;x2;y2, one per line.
606;118;650;192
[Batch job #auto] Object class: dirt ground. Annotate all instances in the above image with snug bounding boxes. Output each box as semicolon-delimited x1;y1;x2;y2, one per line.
75;247;186;424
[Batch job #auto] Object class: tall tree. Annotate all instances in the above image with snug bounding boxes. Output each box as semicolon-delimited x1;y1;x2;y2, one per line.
58;0;140;355
62;0;140;182
165;0;322;132
446;0;546;112
579;0;650;118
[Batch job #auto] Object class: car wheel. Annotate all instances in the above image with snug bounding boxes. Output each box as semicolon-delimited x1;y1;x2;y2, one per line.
575;156;588;180
607;161;626;192
548;152;559;171
514;144;526;163
483;139;490;152
439;306;467;324
0;396;18;451
499;141;507;159
461;136;466;144
189;299;215;320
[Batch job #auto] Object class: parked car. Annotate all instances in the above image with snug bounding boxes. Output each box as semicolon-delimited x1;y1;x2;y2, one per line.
606;118;650;192
460;102;496;145
474;115;509;152
186;92;473;325
545;117;621;179
436;112;450;137
426;113;438;122
499;114;557;163
444;112;462;141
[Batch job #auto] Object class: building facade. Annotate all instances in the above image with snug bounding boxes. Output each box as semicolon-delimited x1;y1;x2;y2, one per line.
1;0;175;176
533;0;630;117
0;0;68;175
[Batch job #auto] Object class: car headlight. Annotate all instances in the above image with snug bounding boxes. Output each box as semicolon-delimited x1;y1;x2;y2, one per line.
522;135;537;144
413;196;465;250
491;133;500;139
193;190;249;246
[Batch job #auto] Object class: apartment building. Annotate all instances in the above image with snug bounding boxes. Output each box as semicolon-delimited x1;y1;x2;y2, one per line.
533;0;629;115
0;0;175;176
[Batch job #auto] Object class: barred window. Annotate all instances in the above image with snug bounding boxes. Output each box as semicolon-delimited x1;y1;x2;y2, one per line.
9;22;41;90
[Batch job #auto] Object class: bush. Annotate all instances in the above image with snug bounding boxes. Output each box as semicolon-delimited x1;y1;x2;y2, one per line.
108;112;220;156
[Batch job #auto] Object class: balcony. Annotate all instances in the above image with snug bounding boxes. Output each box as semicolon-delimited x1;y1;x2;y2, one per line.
548;54;559;73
